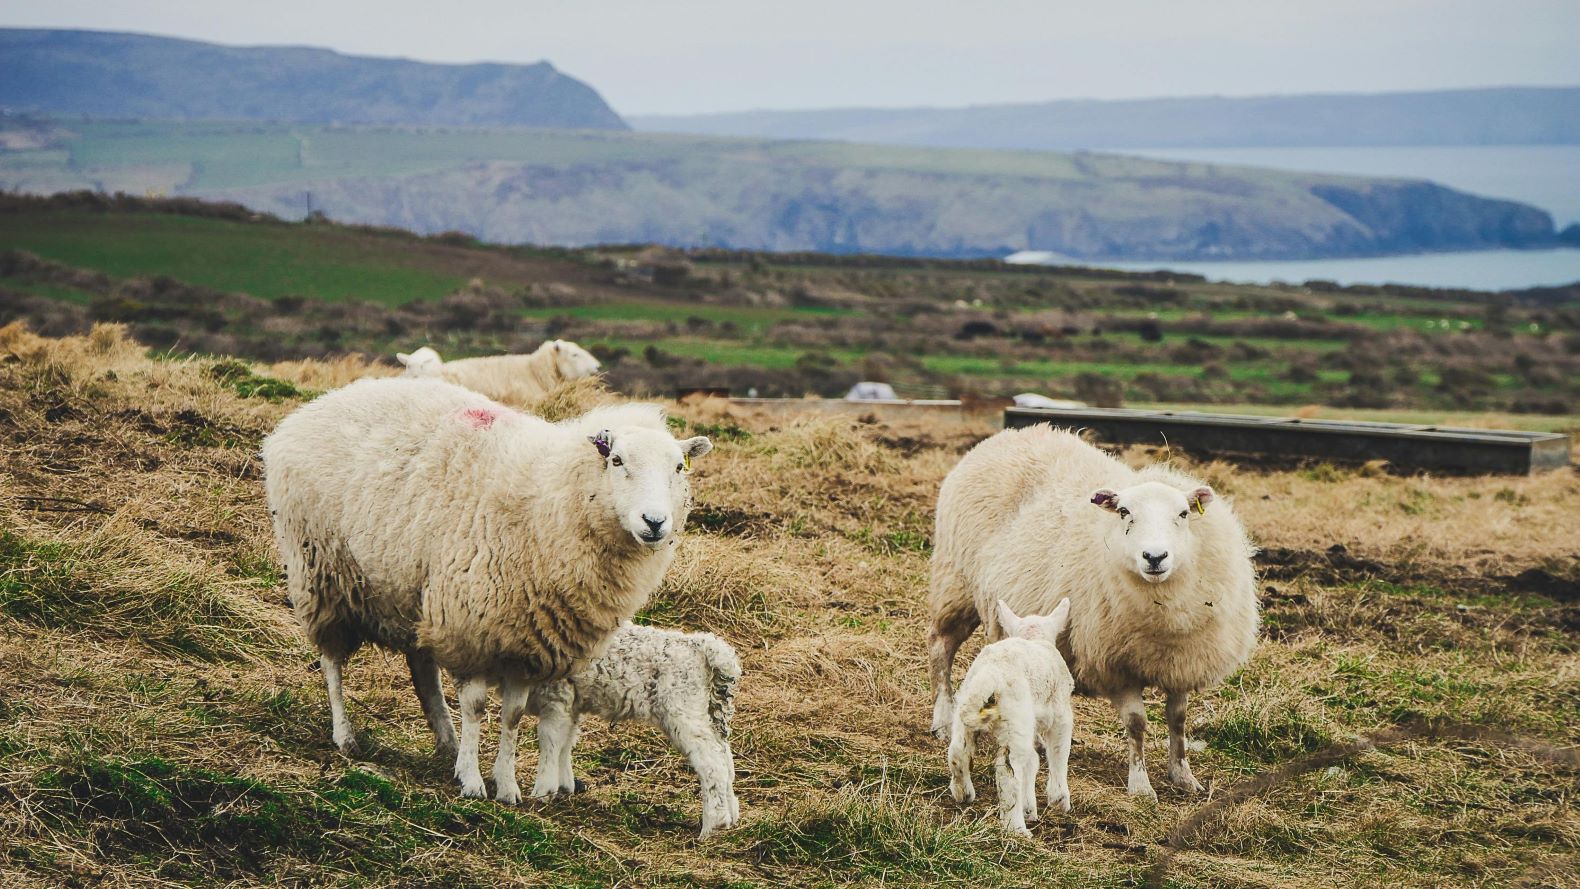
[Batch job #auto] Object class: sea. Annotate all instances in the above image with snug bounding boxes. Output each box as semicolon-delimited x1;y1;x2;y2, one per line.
1008;145;1580;290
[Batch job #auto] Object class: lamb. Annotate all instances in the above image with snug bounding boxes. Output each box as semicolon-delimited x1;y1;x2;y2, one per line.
927;426;1258;798
948;599;1074;836
396;340;601;405
524;621;742;837
261;377;712;806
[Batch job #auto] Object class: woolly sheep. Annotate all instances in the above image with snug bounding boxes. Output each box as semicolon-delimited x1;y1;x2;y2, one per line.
524;621;742;837
948;599;1074;836
396;339;601;404
927;426;1257;798
261;377;712;804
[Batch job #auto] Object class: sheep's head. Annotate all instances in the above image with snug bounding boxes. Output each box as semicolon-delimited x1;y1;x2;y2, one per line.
1089;481;1215;584
590;426;712;549
996;599;1068;642
396;346;444;377
551;340;601;382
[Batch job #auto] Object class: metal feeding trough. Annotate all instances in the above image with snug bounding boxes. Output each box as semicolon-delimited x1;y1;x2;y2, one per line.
1003;407;1572;475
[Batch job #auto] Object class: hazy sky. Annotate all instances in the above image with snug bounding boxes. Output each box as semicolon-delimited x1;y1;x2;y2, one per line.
5;1;1579;115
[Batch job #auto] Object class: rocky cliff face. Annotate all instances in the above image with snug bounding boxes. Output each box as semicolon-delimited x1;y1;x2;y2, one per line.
0;29;627;130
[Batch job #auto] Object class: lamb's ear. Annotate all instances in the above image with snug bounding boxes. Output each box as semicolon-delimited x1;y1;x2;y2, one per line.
1189;486;1215;514
553;341;563;353
396;352;414;366
589;429;612;458
682;436;713;459
1090;489;1120;512
996;600;1023;638
1049;597;1071;633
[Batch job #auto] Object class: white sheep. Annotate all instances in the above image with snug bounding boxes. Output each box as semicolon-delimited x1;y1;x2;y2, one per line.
948;599;1074;836
522;621;742;837
927;426;1258;798
261;377;712;806
396;339;602;404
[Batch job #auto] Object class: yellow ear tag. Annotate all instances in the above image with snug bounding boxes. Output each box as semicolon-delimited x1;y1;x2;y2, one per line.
683;454;692;472
1192;498;1204;514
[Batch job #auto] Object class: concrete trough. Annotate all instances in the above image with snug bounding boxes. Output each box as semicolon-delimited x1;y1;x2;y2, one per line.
1003;407;1571;475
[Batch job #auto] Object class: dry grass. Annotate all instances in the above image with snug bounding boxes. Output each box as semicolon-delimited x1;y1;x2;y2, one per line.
1;325;1576;888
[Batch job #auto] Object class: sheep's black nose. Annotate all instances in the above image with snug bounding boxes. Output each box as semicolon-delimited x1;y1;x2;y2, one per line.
1143;550;1169;568
642;513;668;533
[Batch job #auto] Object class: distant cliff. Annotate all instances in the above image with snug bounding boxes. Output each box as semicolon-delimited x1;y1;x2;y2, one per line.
0;29;627;130
633;87;1580;150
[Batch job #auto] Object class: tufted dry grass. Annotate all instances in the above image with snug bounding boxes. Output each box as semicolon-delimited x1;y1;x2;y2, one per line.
0;325;1575;888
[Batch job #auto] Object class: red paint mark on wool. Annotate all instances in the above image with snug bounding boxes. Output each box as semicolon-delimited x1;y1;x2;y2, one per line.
459;407;498;429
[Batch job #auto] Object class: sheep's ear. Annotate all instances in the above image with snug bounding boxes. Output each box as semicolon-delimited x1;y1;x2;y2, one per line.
1049;597;1071;634
1189;486;1215;514
682;436;712;459
1090;489;1120;512
396;352;414;366
589;430;612;458
996;600;1023;638
554;341;563;353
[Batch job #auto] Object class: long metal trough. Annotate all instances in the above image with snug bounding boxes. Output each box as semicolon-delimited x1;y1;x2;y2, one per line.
1003;407;1572;475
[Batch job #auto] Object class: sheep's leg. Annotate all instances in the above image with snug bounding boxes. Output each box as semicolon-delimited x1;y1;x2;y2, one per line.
1042;708;1073;813
927;603;980;738
530;684;576;798
947;718;977;804
993;746;1029;836
1165;690;1204;792
320;653;357;755
491;676;529;805
1012;744;1040;825
722;736;741;823
454;677;490;799
669;721;737;838
559;718;580;793
405;649;457;756
1113;688;1156;800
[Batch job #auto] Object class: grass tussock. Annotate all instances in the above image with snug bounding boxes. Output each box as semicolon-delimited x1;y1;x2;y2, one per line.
0;327;1576;888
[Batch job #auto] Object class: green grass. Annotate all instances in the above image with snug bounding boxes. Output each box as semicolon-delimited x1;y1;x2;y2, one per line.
523;300;857;330
0;211;463;303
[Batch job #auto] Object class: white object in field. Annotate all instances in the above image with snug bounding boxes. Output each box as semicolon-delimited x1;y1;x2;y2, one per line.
846;381;899;401
1012;394;1086;410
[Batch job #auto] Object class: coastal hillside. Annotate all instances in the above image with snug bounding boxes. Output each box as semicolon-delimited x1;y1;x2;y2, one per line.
633;87;1580;151
0;118;1557;261
0;29;627;130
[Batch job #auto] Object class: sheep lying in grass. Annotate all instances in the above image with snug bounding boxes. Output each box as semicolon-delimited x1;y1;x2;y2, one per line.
261;378;711;805
396;340;601;404
948;599;1074;836
928;426;1257;798
522;621;742;837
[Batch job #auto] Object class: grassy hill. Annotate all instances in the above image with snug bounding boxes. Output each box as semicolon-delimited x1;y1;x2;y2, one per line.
1;194;1577;416
0;117;1557;260
0;29;626;130
0;324;1575;886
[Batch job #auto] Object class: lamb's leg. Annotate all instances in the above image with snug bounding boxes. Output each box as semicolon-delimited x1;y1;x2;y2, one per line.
1165;690;1204;792
993;746;1029;836
454;677;489;799
530;682;576;798
1112;688;1156;799
1012;744;1040;825
927;602;980;738
405;649;457;756
492;675;529;805
559;718;580;793
947;717;977;804
320;653;357;755
1042;707;1073;813
723;736;741;823
669;721;738;838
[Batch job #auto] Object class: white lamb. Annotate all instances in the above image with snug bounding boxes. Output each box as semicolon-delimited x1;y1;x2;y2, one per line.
396;340;601;405
928;426;1258;799
948;599;1074;836
261;377;712;807
522;621;742;838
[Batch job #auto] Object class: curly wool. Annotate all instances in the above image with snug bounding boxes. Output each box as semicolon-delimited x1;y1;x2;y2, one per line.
527;622;742;837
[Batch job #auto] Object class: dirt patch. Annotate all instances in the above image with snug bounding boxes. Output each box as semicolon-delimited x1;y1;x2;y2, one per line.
1256;544;1579;603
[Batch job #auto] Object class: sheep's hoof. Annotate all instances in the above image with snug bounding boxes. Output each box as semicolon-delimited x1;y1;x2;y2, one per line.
1168;763;1205;792
1047;792;1071;813
333;736;359;757
1126;773;1158;801
459;780;488;799
495;786;522;806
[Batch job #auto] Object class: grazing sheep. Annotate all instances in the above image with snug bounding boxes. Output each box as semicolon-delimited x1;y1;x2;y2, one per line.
928;426;1257;798
396;340;601;404
261;377;711;806
525;621;742;837
948;599;1074;836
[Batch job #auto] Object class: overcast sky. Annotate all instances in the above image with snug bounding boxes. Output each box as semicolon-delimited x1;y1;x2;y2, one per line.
5;1;1579;115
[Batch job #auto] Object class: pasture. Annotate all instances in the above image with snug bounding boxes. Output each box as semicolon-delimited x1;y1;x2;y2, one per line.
0;324;1574;887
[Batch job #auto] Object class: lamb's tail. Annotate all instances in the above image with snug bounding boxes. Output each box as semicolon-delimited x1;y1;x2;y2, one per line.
955;681;1003;733
698;633;742;740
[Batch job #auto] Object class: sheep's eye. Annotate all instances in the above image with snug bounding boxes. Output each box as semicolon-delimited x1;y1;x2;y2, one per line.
1179;510;1189;519
611;456;623;467
1117;507;1130;518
